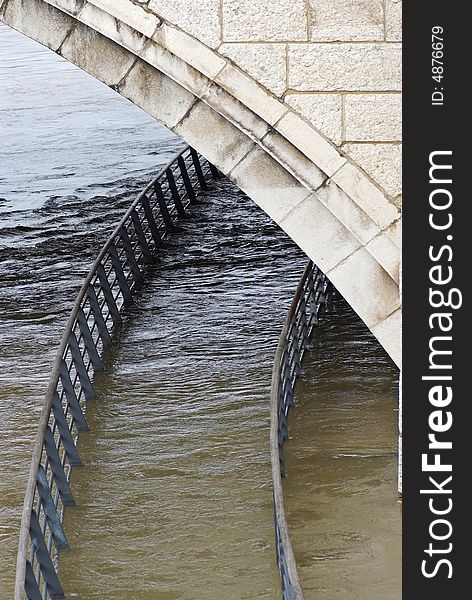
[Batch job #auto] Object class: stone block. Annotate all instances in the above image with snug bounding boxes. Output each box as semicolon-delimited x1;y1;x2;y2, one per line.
1;0;74;51
173;100;255;175
342;142;402;198
118;59;196;129
87;0;160;37
215;65;287;126
371;308;402;368
275;111;346;176
315;179;380;245
261;130;327;191
285;93;343;145
220;43;287;96
154;24;226;80
78;3;148;55
60;21;136;86
202;83;271;141
366;232;400;283
386;0;402;42
308;0;384;41
44;0;85;16
148;0;221;48
140;40;211;98
345;94;401;141
228;145;311;224
331;161;399;228
288;43;401;91
222;0;307;42
327;247;400;328
280;194;361;273
385;218;401;249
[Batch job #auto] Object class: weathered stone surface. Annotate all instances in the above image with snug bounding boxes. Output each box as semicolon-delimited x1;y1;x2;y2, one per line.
202;83;271;141
315;180;380;245
174;101;255;175
148;0;221;48
343;143;402;198
222;0;307;42
88;0;160;37
366;232;400;283
345;94;401;141
386;0;402;42
141;40;211;98
79;3;148;55
372;308;401;368
308;0;384;41
1;0;74;51
220;43;287;96
261;130;327;191
285;93;342;145
327;247;400;328
153;24;226;80
60;21;136;86
276;111;346;177
332;161;399;229
229;146;311;223
118;59;196;128
215;65;287;126
280;194;361;273
385;218;401;248
288;43;401;91
44;0;85;16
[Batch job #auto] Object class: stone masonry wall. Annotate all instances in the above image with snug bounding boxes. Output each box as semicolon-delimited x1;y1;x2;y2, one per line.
142;0;402;207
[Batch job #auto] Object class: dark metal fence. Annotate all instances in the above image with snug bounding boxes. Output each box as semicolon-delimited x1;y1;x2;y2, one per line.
270;261;330;600
14;146;217;600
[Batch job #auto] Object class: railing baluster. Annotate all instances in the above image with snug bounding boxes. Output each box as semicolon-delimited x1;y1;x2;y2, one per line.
30;510;65;598
51;392;82;465
154;181;177;231
43;426;75;506
178;155;200;205
25;560;42;600
190;147;208;191
76;307;103;372
130;209;153;262
166;169;187;218
86;286;112;346
67;332;96;400
108;243;133;303
36;466;68;550
96;264;122;325
141;194;164;247
119;226;143;282
59;360;89;431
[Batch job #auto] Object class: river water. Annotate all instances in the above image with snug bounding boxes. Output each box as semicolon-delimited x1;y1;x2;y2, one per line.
0;22;400;600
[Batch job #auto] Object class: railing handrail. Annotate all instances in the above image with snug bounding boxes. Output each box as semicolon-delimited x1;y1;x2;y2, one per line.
270;261;330;599
14;144;215;600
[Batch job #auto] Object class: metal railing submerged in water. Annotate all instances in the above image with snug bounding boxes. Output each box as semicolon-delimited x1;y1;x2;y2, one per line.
14;146;218;600
270;261;331;600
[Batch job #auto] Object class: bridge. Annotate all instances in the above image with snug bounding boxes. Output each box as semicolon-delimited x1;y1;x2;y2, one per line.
0;0;402;368
1;3;402;598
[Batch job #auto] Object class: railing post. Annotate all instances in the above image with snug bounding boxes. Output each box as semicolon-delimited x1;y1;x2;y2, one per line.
51;392;82;466
86;286;113;347
141;194;164;247
76;308;103;372
30;510;65;598
108;243;133;303
67;332;96;400
44;425;75;506
190;147;209;191
96;264;122;325
119;227;143;283
178;155;200;205
36;466;68;550
59;361;89;432
166;169;187;218
154;181;178;231
130;208;153;262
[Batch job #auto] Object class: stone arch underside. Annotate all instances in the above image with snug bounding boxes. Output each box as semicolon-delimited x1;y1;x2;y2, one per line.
0;0;401;367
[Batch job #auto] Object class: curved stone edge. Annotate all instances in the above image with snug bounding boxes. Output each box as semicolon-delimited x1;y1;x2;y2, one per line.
0;0;401;367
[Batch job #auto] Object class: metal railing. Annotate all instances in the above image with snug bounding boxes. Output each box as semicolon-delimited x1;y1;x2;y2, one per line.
270;261;331;600
14;146;218;600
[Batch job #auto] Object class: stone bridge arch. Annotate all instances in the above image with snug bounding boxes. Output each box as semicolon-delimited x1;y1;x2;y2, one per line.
0;0;401;367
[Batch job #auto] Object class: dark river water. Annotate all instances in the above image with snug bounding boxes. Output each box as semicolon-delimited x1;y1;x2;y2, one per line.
0;22;400;600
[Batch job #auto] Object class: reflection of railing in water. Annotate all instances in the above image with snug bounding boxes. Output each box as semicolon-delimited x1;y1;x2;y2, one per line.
270;262;331;600
14;146;217;600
